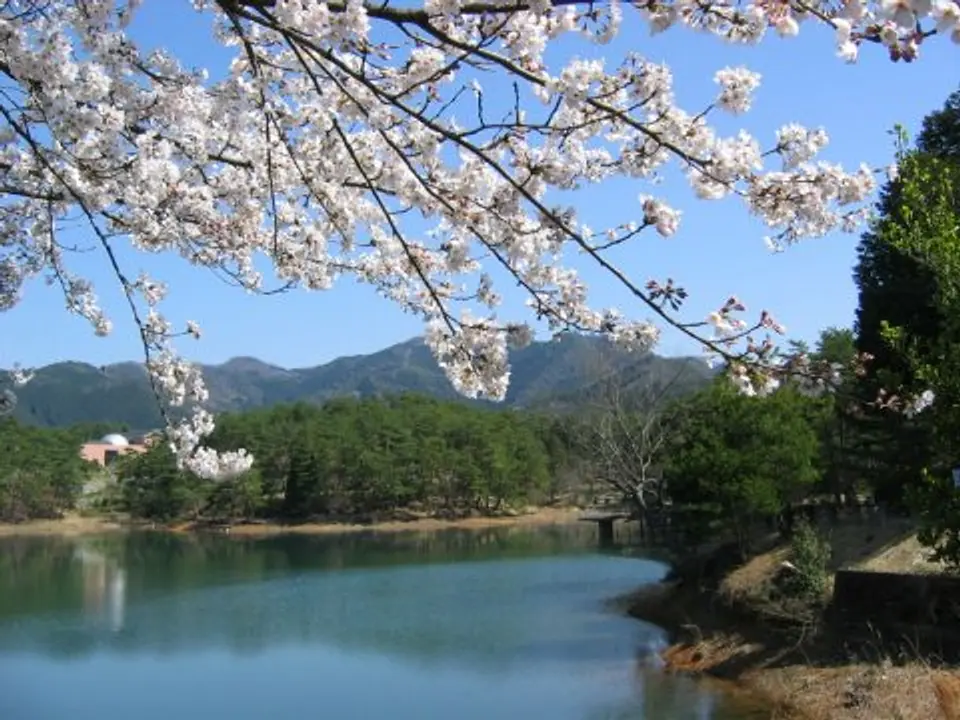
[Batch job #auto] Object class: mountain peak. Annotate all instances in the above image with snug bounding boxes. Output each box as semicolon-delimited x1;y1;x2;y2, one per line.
217;357;285;373
8;336;713;427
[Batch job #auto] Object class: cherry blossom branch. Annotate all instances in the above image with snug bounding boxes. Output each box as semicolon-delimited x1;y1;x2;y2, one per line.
0;0;952;475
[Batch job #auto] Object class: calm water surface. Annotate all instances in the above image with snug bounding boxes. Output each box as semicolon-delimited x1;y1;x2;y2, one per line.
0;524;765;719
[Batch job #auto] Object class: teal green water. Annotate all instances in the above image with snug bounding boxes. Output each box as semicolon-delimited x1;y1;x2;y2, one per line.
0;525;763;720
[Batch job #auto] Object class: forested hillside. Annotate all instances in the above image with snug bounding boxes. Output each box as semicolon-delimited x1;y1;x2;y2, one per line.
6;335;713;428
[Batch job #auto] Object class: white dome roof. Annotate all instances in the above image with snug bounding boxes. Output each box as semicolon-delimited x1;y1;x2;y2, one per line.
100;433;129;447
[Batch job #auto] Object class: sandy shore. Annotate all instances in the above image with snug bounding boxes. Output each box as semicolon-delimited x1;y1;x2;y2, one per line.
0;506;582;538
215;506;581;536
0;514;129;537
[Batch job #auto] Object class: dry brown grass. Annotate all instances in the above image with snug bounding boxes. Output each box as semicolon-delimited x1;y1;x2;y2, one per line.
858;534;948;575
0;507;582;538
719;515;947;604
777;512;940;575
933;672;960;719
750;661;944;720
719;546;789;603
800;512;947;575
0;513;126;537
217;506;580;536
659;633;948;719
634;513;960;719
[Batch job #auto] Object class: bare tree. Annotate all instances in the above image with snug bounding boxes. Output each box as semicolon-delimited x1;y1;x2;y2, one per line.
578;350;693;540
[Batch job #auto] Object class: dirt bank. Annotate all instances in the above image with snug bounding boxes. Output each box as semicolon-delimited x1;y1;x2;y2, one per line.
623;527;959;720
0;506;581;538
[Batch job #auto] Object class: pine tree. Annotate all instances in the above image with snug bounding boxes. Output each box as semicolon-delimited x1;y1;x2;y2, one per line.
283;432;317;518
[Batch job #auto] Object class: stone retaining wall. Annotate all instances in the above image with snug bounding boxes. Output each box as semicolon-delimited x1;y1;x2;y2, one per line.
831;569;960;654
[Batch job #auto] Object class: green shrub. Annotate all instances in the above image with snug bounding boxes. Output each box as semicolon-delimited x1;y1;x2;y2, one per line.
787;518;832;601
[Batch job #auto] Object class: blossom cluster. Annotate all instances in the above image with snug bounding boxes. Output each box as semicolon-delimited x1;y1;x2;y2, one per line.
0;0;952;476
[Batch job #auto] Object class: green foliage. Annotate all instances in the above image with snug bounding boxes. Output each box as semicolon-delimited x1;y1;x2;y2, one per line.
916;87;960;161
852;99;960;509
864;149;960;563
909;469;960;570
118;444;211;521
115;394;566;522
0;419;96;521
852;160;942;508
785;519;832;601
206;469;263;520
846;92;960;564
807;328;864;504
663;381;821;548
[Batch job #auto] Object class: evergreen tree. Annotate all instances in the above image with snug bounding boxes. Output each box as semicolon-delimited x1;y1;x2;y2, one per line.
858;148;960;566
851;89;960;507
0;419;94;521
119;444;206;521
809;328;860;505
283;432;317;518
916;88;960;160
663;381;821;552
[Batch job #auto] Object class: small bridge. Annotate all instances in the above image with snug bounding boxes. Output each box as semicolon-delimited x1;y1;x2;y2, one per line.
579;509;634;545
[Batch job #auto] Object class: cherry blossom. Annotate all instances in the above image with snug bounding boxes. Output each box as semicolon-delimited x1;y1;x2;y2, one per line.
0;0;954;477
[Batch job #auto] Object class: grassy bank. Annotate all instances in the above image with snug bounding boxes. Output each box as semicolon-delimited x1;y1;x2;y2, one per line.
0;506;582;538
623;513;960;719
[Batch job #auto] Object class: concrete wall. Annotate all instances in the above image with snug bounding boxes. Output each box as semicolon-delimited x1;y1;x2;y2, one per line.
831;569;960;653
834;570;960;626
80;442;147;467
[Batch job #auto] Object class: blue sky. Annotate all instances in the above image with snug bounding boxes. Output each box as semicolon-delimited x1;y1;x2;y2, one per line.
5;3;957;369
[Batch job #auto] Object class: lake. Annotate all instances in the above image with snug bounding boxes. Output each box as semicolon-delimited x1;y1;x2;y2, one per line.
0;524;765;719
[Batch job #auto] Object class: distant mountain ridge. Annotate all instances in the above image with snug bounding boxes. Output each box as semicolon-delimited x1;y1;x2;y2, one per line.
6;335;714;429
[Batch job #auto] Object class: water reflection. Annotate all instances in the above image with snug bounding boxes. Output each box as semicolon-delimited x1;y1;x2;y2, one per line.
0;526;764;720
0;524;638;620
0;527;665;668
75;544;127;632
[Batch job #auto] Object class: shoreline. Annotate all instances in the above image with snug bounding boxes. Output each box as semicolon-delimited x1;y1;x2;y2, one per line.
622;548;953;720
622;580;809;719
0;506;583;539
12;508;941;716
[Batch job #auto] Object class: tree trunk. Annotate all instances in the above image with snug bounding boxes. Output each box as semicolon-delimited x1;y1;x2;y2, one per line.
630;489;648;543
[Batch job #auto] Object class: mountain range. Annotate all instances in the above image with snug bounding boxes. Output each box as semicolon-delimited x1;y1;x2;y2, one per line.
6;335;715;430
